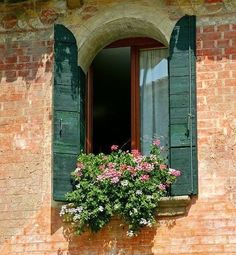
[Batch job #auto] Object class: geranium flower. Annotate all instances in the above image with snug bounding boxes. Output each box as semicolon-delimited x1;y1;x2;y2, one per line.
140;174;150;181
169;168;181;176
76;162;85;170
131;149;140;157
153;139;161;146
120;164;127;171
99;164;105;171
111;145;119;151
158;183;166;190
160;164;167;170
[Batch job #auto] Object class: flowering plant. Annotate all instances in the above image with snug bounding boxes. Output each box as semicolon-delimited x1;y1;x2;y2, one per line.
60;140;181;237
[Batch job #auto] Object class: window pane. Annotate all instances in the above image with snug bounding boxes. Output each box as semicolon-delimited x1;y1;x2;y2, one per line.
139;48;169;157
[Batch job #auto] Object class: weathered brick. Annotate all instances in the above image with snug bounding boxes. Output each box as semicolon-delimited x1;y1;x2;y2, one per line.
0;3;236;255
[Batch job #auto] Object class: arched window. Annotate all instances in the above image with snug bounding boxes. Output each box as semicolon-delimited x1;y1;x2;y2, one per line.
53;15;197;201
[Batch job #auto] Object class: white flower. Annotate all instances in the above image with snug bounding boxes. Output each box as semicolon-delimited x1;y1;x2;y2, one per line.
140;218;147;225
127;230;134;237
150;154;157;161
139;218;152;227
121;180;129;186
59;205;67;216
133;208;138;214
136;190;142;195
76;206;83;213
98;206;104;212
73;214;81;221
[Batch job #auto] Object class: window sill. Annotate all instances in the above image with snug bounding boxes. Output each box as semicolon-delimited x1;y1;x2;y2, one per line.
157;195;191;216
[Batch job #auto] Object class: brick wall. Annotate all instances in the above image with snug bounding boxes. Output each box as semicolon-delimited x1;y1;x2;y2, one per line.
0;32;53;244
1;3;236;255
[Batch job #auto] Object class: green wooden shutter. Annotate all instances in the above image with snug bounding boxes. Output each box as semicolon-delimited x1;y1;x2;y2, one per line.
53;24;85;201
169;15;198;195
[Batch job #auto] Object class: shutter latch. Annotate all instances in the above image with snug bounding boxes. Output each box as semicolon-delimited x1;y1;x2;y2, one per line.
59;118;63;137
185;113;194;137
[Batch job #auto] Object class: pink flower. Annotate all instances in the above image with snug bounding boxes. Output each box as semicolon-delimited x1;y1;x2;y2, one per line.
131;149;140;157
75;171;82;177
76;162;85;170
99;164;105;171
126;166;137;176
139;162;154;172
120;164;127;171
108;162;116;169
158;184;166;190
159;164;167;170
153;139;161;146
74;162;85;177
140;174;150;182
111;177;120;183
111;145;119;151
97;169;121;183
169;168;181;177
134;155;144;164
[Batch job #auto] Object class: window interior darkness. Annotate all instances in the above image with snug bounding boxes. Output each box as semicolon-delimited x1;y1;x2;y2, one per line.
93;47;131;154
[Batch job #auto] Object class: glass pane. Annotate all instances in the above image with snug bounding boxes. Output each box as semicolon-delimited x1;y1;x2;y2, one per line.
139;48;169;158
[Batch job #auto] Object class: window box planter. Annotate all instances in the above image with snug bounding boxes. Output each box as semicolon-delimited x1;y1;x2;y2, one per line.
60;141;183;237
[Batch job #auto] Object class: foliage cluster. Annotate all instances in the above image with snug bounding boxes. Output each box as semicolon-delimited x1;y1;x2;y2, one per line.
60;141;180;237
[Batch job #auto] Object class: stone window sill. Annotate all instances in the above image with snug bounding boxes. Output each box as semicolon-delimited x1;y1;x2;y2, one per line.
55;196;191;218
157;196;191;216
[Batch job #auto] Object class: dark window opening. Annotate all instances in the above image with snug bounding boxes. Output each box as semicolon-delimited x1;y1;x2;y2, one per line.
92;47;131;153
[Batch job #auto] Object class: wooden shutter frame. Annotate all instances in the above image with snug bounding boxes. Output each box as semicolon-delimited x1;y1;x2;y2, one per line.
53;24;85;201
169;15;198;196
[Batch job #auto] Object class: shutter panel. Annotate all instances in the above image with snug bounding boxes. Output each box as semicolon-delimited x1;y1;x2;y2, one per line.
53;24;85;201
169;16;198;195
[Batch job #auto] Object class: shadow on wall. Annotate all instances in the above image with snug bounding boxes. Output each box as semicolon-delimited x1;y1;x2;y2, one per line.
51;198;196;255
0;39;53;85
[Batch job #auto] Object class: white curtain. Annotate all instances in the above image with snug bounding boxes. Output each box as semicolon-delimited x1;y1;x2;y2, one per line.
139;48;169;157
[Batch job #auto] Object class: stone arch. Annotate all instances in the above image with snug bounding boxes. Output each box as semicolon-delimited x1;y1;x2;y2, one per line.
67;3;176;72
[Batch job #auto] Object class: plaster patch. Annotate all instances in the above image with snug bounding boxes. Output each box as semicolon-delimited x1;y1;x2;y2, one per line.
14;135;27;150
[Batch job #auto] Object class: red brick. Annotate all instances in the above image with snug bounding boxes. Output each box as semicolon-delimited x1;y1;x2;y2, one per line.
225;79;236;86
0;64;16;70
5;56;17;64
224;31;236;39
18;55;31;63
5;70;16;79
18;70;30;77
203;26;215;33
225;47;236;55
199;32;221;40
231;24;236;31
202;40;215;48
198;72;217;80
216;24;230;32
197;63;222;72
217;39;230;48
217;70;231;79
197;48;222;56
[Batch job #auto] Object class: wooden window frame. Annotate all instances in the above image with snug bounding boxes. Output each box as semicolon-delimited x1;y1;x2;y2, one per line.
85;37;165;153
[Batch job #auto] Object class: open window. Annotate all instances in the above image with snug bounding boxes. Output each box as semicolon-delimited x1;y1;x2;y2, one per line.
53;15;197;201
86;38;168;155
